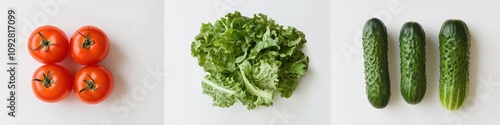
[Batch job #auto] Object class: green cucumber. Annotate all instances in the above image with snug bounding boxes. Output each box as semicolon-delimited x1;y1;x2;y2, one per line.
362;18;391;109
439;19;471;111
399;22;427;105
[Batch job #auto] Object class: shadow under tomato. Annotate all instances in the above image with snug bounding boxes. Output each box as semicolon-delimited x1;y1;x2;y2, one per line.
98;39;127;104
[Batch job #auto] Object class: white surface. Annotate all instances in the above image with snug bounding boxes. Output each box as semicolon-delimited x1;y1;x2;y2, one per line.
0;0;164;124
333;0;500;125
165;0;330;125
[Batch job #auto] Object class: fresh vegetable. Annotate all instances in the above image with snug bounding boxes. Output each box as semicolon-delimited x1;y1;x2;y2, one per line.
28;25;69;64
191;11;309;110
439;19;471;111
70;26;109;65
362;18;391;109
399;22;427;105
74;65;114;104
32;64;72;103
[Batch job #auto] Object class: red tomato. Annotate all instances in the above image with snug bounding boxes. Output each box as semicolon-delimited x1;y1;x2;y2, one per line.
32;64;72;103
28;25;69;64
70;26;110;65
74;65;114;104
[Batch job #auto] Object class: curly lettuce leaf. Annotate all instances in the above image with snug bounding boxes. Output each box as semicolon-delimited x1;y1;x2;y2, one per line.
192;11;309;110
202;73;245;108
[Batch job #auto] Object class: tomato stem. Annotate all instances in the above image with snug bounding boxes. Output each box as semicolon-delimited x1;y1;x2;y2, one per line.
79;74;102;93
33;71;56;88
78;27;95;49
31;32;54;52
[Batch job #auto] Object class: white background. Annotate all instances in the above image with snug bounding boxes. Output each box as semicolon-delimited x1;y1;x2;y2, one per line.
165;0;331;125
0;0;164;125
333;0;500;125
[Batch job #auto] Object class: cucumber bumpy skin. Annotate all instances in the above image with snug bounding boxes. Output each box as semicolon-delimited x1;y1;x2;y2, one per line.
439;19;471;111
399;22;427;105
362;18;391;109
